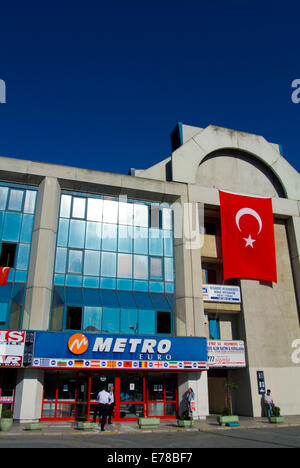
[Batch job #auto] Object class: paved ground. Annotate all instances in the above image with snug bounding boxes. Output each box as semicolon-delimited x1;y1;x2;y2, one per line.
0;427;300;449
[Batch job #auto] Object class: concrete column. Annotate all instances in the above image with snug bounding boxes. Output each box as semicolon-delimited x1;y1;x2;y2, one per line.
13;369;44;422
178;371;209;420
22;177;61;330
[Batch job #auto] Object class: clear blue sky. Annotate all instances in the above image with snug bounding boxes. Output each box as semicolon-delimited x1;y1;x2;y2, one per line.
0;1;300;175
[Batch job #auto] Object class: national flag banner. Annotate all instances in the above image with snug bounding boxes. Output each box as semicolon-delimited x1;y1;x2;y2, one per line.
0;267;11;286
219;190;277;283
169;362;178;369
123;361;132;368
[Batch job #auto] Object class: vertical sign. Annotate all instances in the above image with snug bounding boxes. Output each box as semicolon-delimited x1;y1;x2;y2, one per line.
257;370;266;395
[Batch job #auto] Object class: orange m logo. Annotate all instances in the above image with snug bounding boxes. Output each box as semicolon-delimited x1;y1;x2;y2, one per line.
68;334;89;355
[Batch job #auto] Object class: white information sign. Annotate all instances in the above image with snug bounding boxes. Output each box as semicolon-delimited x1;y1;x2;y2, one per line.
203;285;241;303
207;340;246;368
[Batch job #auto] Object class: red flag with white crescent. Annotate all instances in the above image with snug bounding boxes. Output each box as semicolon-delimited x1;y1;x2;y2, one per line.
0;267;11;286
219;191;277;283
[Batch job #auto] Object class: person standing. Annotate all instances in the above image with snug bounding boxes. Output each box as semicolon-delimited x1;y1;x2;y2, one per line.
107;384;115;425
93;385;111;431
186;387;195;420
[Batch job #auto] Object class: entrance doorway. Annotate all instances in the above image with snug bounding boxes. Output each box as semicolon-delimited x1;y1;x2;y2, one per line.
41;370;178;421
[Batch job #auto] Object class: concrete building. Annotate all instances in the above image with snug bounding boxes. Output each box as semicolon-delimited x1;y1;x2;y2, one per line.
0;122;299;423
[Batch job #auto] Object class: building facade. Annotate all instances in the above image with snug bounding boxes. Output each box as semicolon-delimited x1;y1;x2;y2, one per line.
0;123;299;422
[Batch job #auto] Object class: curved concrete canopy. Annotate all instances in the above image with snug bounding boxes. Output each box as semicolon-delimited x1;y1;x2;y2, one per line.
171;125;300;200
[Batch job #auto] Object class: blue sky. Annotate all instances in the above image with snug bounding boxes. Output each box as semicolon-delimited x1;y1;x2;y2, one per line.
0;1;300;175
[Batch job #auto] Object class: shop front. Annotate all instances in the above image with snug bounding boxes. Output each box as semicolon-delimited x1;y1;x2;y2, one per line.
32;331;208;422
41;370;178;421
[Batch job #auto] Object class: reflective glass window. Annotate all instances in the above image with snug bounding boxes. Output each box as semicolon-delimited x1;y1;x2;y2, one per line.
101;252;116;277
133;255;148;280
102;224;117;251
87;198;103;222
149;228;163;256
164;258;174;282
24;191;37;214
138;309;155;334
163;231;173;257
83;306;102;331
118;202;133;225
68;249;83;274
118;225;133;253
0;187;9;210
102;307;120;333
85;222;101;250
72;197;86;219
117;253;132;278
69;220;85;248
84;250;100;276
20;214;34;243
120;308;138;334
15;243;30;270
162;207;172;230
8;190;23;211
150;257;163;279
134;203;149;227
55;248;67;274
3;212;22;242
57;219;69;247
102;200;118;224
133;227;148;254
60;195;72;218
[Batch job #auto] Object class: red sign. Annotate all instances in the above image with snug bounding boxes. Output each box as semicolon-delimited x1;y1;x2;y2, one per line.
0;331;26;367
219;191;277;283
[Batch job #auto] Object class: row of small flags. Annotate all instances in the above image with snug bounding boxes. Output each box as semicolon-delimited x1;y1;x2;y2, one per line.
33;358;208;370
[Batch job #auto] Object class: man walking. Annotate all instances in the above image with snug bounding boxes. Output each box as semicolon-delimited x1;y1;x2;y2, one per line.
93;385;111;431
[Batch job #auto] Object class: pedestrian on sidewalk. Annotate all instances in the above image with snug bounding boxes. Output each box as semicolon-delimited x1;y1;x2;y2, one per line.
264;389;275;417
107;384;115;425
93;385;111;431
186;387;195;420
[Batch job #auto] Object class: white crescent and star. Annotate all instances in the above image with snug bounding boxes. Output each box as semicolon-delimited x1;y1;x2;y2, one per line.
235;208;263;248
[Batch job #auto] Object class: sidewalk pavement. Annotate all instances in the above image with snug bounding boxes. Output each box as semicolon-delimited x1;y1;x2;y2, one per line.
1;415;300;436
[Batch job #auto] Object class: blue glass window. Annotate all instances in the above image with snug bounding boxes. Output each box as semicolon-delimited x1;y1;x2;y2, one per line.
15;244;30;270
20;214;35;243
87;198;103;222
84;250;100;276
209;319;220;340
133;227;148;254
69;220;85;248
55;248;67;273
3;212;22;242
101;252;116;277
102;307;120;333
164;258;174;282
103;200;118;224
8;190;23;211
85;222;101;250
23;191;37;214
117;253;132;278
0;187;9;210
134;203;149;227
68;250;83;274
102;223;117;251
57;219;69;247
0;303;8;323
60;195;72;218
118;225;133;253
72;197;86;219
138;309;156;334
149;228;163;256
83;306;102;331
133;255;148;280
119;201;133;225
150;257;163;279
120;308;138;334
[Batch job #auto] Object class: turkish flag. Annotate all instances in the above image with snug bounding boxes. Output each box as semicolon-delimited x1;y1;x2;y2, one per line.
0;267;10;286
219;191;277;283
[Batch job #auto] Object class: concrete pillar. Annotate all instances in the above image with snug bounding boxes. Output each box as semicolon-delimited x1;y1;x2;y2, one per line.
22;177;60;330
13;369;44;422
178;371;209;420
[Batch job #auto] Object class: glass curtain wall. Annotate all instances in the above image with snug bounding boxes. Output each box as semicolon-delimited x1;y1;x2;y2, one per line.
0;184;37;329
51;193;175;335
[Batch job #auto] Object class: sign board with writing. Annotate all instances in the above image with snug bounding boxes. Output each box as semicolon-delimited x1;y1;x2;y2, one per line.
203;285;241;303
0;331;26;367
257;370;266;395
207;340;246;368
31;331;208;371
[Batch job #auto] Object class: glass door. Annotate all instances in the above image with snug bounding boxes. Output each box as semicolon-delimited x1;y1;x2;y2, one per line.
146;373;177;418
75;373;89;420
